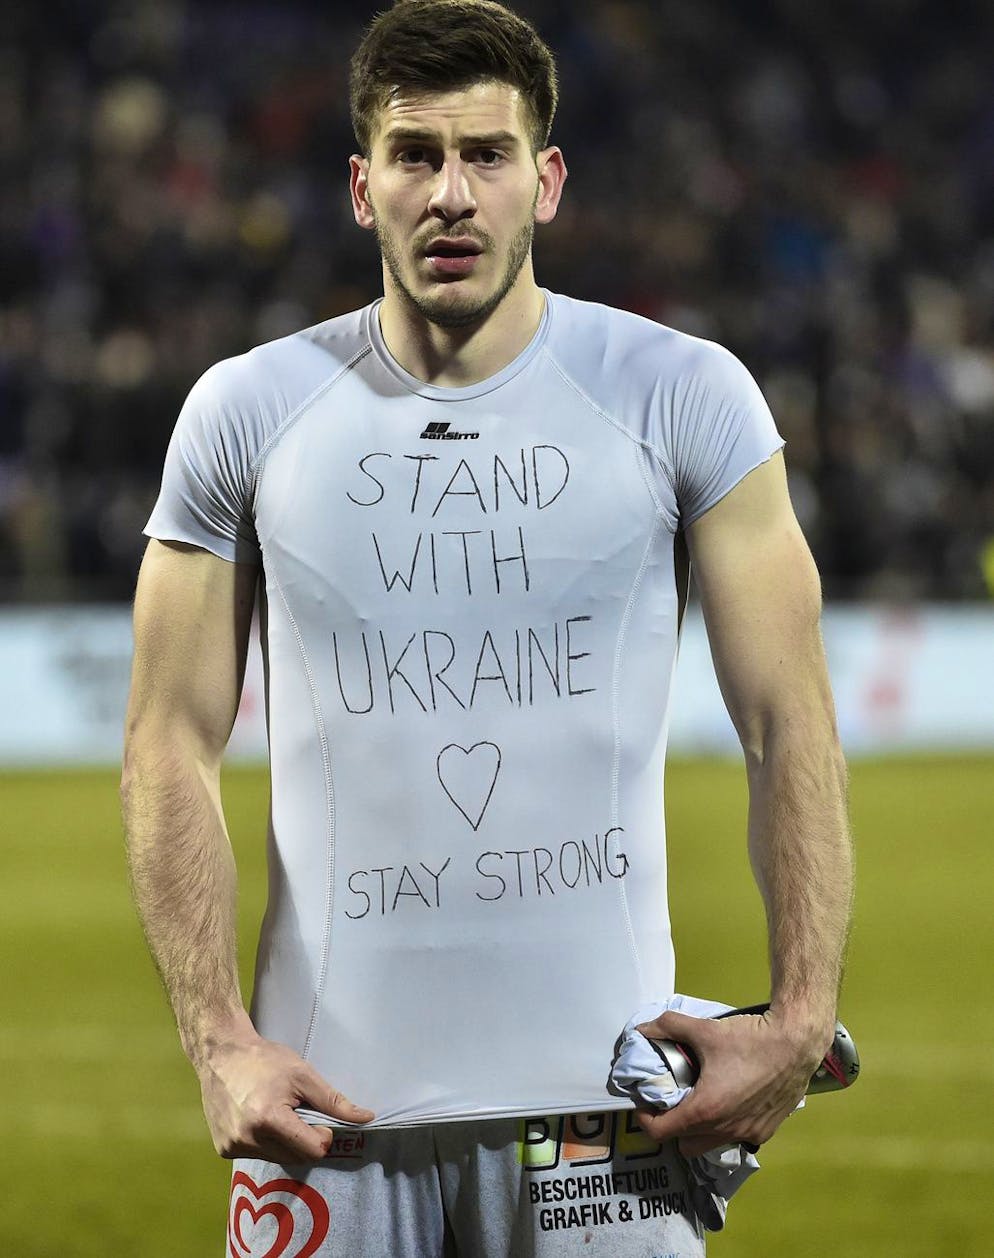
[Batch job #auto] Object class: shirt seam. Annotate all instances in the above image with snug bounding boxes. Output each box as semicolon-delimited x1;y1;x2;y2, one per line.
270;567;337;1061
250;343;374;545
609;511;665;1002
539;347;677;526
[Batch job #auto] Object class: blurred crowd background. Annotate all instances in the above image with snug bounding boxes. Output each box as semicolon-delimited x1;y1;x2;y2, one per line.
2;0;993;601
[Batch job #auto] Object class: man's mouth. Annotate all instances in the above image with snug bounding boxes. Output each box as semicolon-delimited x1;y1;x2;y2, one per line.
423;238;483;278
423;238;483;259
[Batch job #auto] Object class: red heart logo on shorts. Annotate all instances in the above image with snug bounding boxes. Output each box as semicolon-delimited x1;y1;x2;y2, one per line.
228;1172;330;1258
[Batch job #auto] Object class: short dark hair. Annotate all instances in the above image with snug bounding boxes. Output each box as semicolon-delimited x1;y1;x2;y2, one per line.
350;0;559;156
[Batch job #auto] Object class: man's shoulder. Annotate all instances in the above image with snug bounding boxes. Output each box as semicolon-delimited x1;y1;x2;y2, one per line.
190;305;374;422
546;291;746;392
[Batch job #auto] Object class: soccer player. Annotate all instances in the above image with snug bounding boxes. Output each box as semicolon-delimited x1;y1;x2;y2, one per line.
121;2;853;1253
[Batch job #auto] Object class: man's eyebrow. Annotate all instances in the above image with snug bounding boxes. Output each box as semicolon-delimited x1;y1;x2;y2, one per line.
460;130;521;148
381;127;521;149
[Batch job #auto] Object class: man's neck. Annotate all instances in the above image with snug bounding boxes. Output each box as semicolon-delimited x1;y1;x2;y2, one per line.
377;272;546;388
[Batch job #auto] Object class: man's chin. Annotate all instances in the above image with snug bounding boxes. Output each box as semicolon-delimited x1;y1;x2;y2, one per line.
408;284;503;330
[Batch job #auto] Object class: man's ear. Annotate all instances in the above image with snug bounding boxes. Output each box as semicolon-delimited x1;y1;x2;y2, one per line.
534;146;567;226
349;155;375;230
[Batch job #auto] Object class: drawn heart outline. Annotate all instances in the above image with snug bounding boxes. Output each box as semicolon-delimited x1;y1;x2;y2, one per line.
228;1172;330;1258
436;742;502;831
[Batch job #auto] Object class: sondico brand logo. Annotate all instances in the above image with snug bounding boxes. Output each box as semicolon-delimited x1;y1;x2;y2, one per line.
420;421;479;440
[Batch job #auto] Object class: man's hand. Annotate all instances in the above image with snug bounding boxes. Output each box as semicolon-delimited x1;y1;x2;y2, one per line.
633;1008;830;1157
195;1021;375;1164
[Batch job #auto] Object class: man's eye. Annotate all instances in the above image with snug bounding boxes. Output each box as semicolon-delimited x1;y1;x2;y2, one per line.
477;149;504;166
399;149;427;165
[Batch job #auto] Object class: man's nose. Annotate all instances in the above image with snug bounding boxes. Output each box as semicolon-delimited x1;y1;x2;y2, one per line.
428;157;477;221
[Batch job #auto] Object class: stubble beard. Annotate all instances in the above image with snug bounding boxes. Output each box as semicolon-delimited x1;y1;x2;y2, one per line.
373;213;536;330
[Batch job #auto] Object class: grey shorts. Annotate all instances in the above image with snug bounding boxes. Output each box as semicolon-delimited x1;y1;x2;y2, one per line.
227;1110;706;1257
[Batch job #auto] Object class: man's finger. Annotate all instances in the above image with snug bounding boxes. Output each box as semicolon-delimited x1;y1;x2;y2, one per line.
260;1111;337;1163
299;1069;375;1125
636;1010;713;1045
678;1133;762;1158
634;1100;706;1143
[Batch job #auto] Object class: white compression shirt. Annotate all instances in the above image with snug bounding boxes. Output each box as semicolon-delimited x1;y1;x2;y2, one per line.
145;291;783;1127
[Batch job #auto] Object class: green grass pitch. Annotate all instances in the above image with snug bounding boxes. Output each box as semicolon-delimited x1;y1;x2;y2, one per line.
3;756;992;1256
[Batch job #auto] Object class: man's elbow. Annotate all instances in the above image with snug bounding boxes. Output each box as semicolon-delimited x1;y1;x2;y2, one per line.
740;690;846;783
120;716;217;826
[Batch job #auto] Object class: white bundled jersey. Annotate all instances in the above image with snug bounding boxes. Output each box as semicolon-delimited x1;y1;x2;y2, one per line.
145;291;783;1127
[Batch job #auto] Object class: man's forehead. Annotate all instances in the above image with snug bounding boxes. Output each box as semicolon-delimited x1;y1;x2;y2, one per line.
372;81;530;146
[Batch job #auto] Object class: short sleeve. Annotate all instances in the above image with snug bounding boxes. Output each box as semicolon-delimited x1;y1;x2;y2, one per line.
663;342;784;528
145;361;262;563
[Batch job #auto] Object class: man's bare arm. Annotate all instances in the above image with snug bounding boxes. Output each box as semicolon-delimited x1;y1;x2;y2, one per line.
121;540;373;1160
638;453;853;1154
